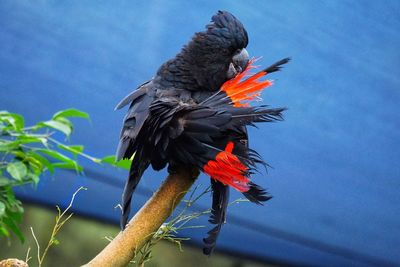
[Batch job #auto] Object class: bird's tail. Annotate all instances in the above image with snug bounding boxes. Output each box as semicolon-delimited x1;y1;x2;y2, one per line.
203;179;230;255
120;155;149;230
195;58;288;254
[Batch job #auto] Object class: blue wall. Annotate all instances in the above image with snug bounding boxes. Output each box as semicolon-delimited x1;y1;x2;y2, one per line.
1;1;399;266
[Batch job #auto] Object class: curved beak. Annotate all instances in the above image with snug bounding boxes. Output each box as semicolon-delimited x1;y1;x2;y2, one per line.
233;48;249;72
227;48;250;79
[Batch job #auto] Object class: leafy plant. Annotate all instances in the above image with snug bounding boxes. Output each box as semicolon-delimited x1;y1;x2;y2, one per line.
0;109;129;242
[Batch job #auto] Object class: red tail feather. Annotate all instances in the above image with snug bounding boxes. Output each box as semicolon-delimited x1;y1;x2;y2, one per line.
221;59;273;107
203;142;250;192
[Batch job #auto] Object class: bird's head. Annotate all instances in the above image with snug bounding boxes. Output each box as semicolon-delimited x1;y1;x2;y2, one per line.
156;11;250;91
188;10;250;91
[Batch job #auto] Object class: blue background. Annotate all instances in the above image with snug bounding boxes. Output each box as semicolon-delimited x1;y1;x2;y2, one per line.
1;1;399;266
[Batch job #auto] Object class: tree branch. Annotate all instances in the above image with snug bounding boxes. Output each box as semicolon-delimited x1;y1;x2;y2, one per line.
84;167;199;267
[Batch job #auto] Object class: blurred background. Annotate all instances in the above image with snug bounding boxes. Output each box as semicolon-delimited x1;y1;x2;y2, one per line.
1;1;399;266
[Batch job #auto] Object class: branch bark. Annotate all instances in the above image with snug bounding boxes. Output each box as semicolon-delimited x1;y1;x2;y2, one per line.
83;167;199;267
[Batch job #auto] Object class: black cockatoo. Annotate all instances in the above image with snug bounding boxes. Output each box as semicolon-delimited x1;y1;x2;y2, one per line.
115;11;288;255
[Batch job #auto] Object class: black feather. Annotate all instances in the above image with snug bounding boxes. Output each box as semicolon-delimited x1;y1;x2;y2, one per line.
242;182;272;205
115;81;150;110
262;57;291;73
120;156;149;229
184;121;220;134
203;179;230;255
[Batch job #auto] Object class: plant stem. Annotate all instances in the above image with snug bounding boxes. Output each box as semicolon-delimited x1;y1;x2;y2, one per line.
40;187;86;264
29;227;41;267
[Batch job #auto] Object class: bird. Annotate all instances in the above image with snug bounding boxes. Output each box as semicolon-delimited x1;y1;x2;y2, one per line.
115;10;289;255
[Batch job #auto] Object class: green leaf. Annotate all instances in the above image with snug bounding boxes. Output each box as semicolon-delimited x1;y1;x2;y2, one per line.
27;152;54;174
26;173;40;185
0;110;9;117
52;237;60;245
0;225;10;237
54;116;73;128
6;162;27;181
69;145;84;153
115;160;132;170
51;162;83;172
3;190;22;212
0;177;10;186
0;111;24;131
0;201;5;217
36;149;73;163
100;155;115;164
25;156;43;173
16;135;47;145
8;200;23;214
14;115;24;129
11;150;25;159
101;155;131;170
58;144;84;156
53;108;89;120
40;120;72;136
3;214;24;242
0;140;19;152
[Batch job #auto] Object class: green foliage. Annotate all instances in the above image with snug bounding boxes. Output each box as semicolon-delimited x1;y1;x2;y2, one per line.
100;155;132;170
0;109;129;242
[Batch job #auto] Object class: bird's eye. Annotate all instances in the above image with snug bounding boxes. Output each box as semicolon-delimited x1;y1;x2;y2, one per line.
234;49;242;55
